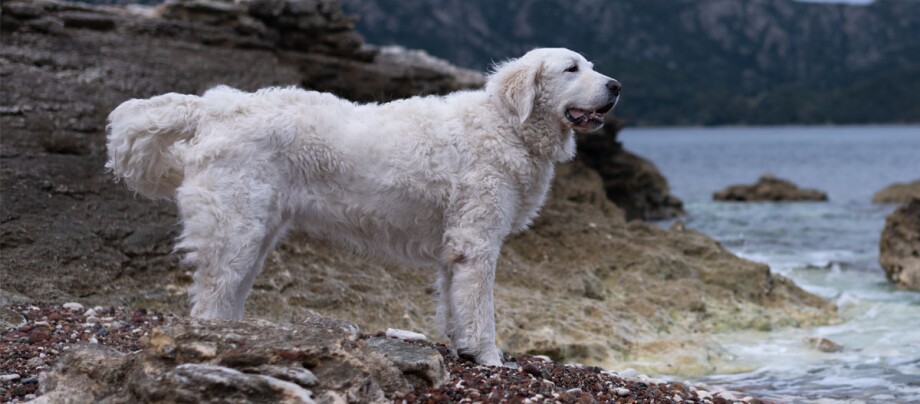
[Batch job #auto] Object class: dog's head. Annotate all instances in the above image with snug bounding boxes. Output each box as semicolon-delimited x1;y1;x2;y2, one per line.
487;48;620;133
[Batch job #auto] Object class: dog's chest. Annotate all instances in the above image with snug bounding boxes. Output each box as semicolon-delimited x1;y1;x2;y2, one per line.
509;161;555;232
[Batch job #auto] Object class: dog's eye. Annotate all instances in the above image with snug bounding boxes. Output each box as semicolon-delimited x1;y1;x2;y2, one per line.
565;65;579;73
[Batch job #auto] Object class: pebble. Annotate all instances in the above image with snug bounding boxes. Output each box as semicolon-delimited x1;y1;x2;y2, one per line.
619;368;638;378
385;328;427;341
718;391;737;400
0;373;21;381
696;390;713;399
21;376;38;384
62;302;84;311
84;308;97;317
615;387;630;397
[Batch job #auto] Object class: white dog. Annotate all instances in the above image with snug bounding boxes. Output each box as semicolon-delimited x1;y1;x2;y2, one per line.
106;48;619;366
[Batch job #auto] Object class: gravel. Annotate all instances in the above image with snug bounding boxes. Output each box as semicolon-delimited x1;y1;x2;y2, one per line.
2;305;768;403
1;304;170;402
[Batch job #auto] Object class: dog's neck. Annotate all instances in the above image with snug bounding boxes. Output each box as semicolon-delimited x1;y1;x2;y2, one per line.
515;104;577;163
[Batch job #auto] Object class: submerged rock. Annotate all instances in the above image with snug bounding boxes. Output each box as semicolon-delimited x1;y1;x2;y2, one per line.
35;316;447;403
873;179;920;204
713;174;828;202
804;336;844;353
879;199;920;290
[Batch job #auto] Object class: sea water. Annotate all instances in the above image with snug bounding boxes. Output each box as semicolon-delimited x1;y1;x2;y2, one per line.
618;125;920;403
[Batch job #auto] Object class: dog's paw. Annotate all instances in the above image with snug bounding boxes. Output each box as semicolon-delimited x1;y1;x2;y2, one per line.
476;349;504;367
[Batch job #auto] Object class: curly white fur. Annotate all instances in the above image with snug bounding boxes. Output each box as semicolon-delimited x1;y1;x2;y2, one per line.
106;48;619;366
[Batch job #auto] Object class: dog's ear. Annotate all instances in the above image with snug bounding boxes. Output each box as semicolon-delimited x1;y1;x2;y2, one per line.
490;58;542;125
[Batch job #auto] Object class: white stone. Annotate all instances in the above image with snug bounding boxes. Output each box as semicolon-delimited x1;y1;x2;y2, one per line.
533;355;552;362
696;390;712;399
384;328;427;341
615;387;630;397
62;302;84;311
619;368;638;377
718;391;737;400
0;374;21;381
83;309;97;318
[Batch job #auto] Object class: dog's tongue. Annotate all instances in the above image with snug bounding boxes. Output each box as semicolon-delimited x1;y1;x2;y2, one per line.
568;108;587;118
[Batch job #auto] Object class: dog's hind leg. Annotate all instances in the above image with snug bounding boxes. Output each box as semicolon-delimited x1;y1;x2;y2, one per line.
436;265;458;350
175;168;287;320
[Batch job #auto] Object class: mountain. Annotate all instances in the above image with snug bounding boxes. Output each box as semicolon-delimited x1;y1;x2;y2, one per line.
341;0;920;126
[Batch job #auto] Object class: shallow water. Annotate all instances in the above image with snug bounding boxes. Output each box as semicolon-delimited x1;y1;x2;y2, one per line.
618;125;920;403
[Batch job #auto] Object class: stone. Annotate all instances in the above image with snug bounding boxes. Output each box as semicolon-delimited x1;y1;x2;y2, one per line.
615;387;630;396
713;174;828;202
36;316;448;402
364;337;449;389
804;336;843;353
879;199;920;290
62;302;84;311
873;180;920;204
0;307;27;330
385;328;428;341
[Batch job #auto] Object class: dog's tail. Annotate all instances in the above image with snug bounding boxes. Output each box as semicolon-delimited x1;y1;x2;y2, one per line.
106;93;203;200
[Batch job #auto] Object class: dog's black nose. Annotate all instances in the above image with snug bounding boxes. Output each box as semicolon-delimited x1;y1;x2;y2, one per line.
607;80;621;96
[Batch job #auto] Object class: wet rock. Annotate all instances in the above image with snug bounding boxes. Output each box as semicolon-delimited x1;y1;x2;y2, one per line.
713;174;828;202
804;336;844;353
36;316;447;402
873;179;920;204
879;199;920;290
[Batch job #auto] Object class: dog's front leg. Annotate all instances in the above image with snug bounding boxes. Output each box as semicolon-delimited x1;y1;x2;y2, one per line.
443;221;508;367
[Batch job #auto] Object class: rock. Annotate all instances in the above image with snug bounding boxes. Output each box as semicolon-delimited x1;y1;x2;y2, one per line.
385;328;428;341
0;307;27;330
364;337;449;389
804;336;843;353
1;374;21;381
873;180;920;204
36;316;448;402
713;174;828;202
879;199;920;290
62;302;84;311
576;117;685;221
615;387;630;396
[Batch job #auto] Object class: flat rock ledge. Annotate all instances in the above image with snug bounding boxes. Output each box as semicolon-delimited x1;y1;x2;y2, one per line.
713;174;828;202
32;315;447;403
873;179;920;204
880;199;920;290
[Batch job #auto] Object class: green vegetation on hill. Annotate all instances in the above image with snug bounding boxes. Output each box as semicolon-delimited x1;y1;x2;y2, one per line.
342;0;920;126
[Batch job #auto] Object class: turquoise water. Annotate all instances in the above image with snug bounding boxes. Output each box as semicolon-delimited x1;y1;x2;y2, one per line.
619;125;920;403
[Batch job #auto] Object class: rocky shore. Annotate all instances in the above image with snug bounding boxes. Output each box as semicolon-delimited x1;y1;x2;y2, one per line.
713;174;828;202
2;0;836;401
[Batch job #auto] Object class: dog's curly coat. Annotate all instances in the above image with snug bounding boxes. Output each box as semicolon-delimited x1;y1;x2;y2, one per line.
106;48;619;366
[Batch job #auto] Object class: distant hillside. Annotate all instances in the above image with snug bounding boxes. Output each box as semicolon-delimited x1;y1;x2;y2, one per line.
342;0;920;126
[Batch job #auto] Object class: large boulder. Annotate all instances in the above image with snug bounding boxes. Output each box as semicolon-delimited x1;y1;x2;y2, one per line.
576;118;685;221
873;179;920;204
713;174;828;202
34;316;447;403
879;199;920;290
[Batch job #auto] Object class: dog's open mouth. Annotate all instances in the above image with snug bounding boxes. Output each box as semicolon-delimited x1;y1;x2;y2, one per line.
565;102;615;128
